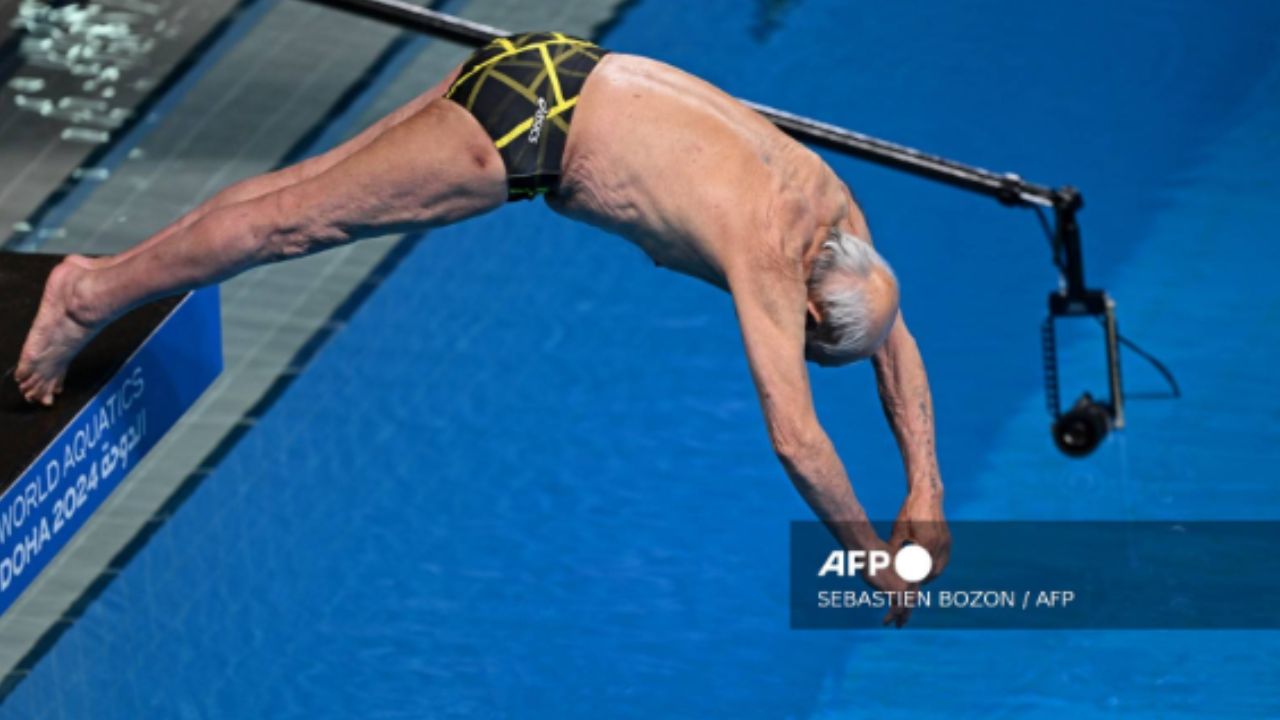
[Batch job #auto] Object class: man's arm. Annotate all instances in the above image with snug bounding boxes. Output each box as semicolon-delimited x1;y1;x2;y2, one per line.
871;315;950;579
729;272;884;556
730;267;915;625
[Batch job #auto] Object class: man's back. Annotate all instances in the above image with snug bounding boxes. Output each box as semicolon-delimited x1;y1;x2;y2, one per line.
547;53;868;289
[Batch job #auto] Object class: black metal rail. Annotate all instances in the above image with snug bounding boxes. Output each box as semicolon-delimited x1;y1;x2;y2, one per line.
305;0;502;45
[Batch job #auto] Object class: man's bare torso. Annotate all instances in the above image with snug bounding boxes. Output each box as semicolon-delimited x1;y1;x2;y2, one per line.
547;54;871;290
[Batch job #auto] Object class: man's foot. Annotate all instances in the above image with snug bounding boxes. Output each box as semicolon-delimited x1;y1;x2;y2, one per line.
14;256;105;406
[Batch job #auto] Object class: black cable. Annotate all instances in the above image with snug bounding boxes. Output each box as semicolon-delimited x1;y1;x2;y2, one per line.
1098;318;1182;401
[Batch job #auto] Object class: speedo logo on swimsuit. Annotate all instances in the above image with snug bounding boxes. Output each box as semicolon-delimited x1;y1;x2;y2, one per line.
528;97;549;144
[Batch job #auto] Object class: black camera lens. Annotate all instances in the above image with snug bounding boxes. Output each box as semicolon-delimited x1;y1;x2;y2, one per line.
1052;393;1112;457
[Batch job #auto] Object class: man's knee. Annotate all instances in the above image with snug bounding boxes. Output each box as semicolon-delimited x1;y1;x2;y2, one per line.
422;98;505;179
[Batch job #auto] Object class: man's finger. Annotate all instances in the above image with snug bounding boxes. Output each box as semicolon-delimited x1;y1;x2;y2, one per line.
923;544;950;583
887;526;914;553
880;599;911;628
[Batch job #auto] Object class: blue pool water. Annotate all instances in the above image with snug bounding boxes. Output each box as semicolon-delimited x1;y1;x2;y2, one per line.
6;0;1280;717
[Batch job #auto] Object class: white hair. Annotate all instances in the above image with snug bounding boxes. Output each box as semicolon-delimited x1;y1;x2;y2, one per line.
805;230;897;366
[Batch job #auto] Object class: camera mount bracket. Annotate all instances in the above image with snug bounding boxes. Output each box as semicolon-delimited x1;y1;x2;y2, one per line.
1041;187;1125;431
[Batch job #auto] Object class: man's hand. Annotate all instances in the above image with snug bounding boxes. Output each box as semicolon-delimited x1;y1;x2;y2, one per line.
889;491;950;584
860;535;918;628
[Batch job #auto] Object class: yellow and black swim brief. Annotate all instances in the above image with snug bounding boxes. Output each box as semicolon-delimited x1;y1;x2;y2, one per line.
445;31;609;201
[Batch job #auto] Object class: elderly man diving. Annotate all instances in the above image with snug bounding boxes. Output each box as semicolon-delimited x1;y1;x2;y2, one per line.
14;32;949;624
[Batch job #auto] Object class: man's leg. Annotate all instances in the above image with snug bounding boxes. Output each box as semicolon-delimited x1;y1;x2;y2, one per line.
15;97;506;404
94;65;466;269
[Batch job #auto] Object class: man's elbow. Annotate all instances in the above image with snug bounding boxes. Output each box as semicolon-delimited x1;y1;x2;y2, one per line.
873;315;918;364
770;422;828;474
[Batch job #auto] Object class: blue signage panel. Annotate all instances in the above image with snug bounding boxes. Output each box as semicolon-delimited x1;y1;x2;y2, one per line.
0;288;222;615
